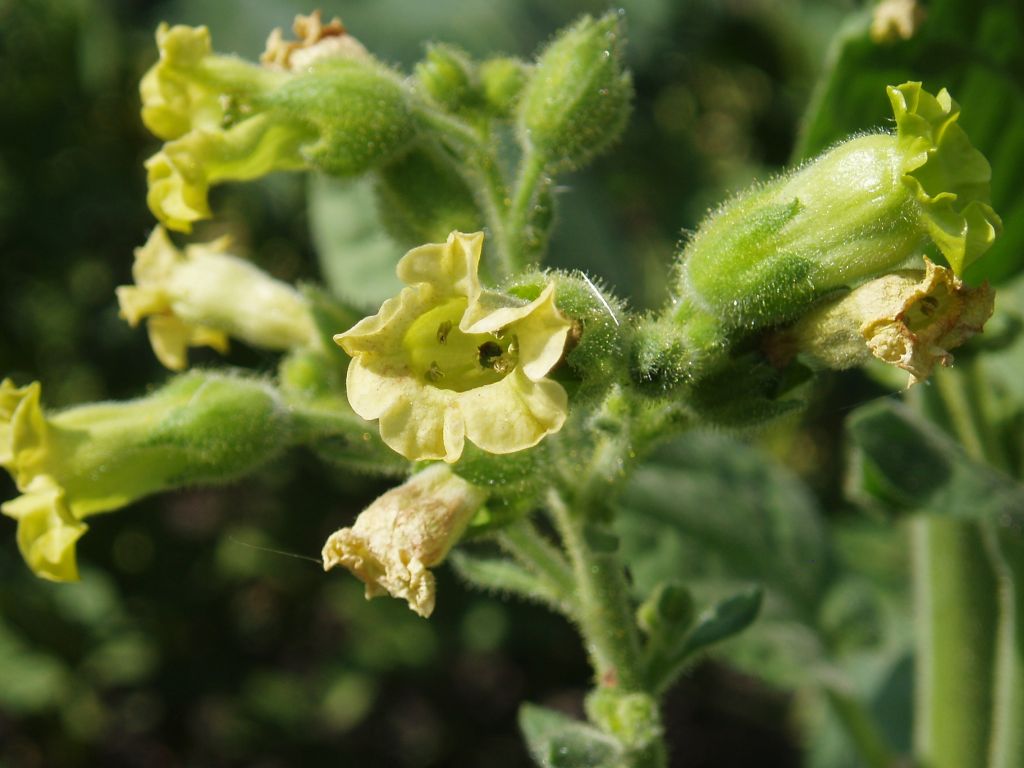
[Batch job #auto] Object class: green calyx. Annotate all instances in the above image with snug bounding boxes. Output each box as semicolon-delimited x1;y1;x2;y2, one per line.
889;82;1002;274
0;373;293;581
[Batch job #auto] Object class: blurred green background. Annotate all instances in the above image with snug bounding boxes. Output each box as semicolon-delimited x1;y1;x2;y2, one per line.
0;0;951;765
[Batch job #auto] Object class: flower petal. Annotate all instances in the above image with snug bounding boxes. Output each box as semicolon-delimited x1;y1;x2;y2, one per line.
146;315;229;372
396;230;483;299
463;284;571;380
377;387;461;462
889;82;1002;274
1;476;87;582
344;357;411;421
461;369;568;454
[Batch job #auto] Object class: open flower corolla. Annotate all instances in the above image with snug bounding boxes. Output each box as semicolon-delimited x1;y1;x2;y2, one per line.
336;231;571;463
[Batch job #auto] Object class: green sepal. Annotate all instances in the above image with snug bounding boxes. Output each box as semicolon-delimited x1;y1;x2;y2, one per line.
265;58;417;176
890;81;1002;274
506;270;630;404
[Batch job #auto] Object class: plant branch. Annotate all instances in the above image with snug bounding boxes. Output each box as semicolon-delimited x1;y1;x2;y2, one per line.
545;488;644;692
496;518;578;617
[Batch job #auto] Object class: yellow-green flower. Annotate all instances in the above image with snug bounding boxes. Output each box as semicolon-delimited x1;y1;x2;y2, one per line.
117;226;319;370
1;374;291;581
141;22;415;232
336;231;571;463
322;464;485;617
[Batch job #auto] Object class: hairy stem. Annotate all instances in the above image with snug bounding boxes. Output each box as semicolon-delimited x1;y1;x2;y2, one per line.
506;149;551;270
546;489;644;691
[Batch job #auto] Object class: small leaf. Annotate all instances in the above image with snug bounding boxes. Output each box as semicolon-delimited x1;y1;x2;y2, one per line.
679;587;764;659
519;703;622;768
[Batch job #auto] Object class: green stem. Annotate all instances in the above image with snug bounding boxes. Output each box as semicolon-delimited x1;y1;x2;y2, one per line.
411;102;514;279
932;364;1024;766
496;519;577;616
506;149;551;270
987;530;1024;768
911;516;997;768
546;489;644;692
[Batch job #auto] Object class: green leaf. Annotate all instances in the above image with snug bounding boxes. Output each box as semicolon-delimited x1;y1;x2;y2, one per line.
518;703;622;768
617;431;827;612
796;1;1024;283
679;587;764;659
308;173;402;311
644;587;764;694
846;398;1024;522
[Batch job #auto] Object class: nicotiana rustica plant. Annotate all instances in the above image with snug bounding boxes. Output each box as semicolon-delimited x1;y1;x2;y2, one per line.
3;8;1019;767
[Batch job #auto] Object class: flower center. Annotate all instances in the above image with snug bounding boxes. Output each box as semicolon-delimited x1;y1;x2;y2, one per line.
402;298;518;392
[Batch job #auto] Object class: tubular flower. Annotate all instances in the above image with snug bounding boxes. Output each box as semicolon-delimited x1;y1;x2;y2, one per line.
336;231;571;463
322;464;486;617
1;374;291;581
117;226;319;370
141;22;415;232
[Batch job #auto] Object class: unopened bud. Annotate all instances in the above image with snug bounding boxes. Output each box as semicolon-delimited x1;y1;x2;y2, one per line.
517;13;633;171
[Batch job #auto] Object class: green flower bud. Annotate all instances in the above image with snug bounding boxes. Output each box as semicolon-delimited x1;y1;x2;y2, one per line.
668;82;1000;370
374;145;484;246
414;44;476;112
1;373;292;581
517;13;633;171
142;23;416;232
584;689;662;751
479;57;528;116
